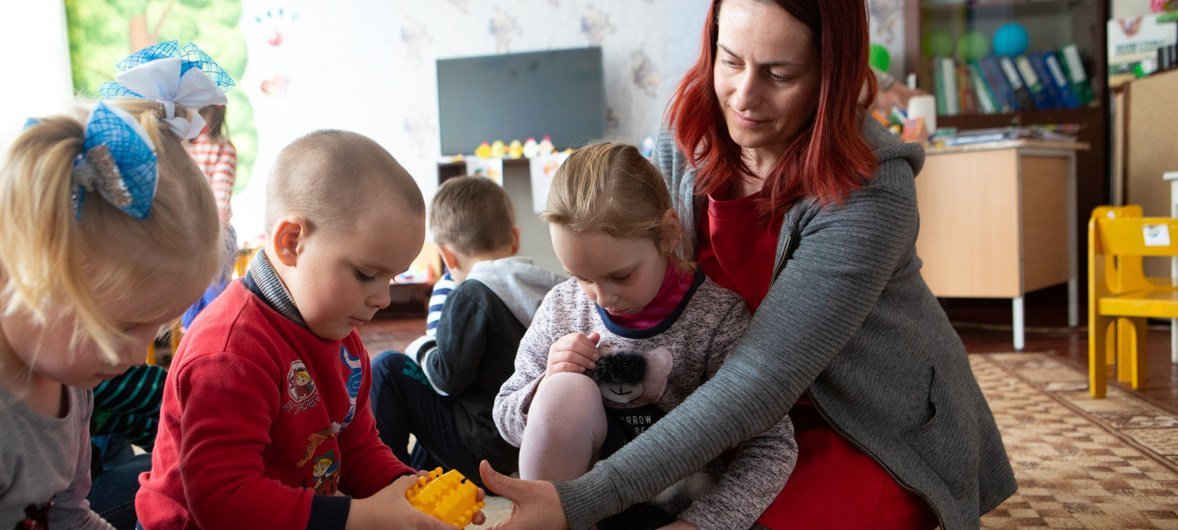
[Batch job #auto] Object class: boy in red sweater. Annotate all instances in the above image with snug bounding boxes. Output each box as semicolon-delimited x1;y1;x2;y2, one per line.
137;130;481;529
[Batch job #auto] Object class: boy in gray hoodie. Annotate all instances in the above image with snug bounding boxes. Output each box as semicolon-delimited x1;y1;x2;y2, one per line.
370;176;564;484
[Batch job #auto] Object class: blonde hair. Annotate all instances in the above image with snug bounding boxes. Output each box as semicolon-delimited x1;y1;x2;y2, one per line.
0;98;222;361
542;141;692;270
430;176;515;255
265;130;424;233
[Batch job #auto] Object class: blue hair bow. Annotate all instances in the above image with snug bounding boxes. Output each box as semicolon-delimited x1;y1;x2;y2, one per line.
98;41;235;140
71;101;158;220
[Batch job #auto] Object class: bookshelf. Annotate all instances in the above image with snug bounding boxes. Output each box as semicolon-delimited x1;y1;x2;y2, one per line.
903;0;1110;303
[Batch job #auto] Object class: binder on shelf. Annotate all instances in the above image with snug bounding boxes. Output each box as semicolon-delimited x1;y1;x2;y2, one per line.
997;55;1037;110
1042;51;1081;109
967;62;999;114
1014;54;1051;109
1059;43;1094;106
933;57;959;116
978;56;1019;111
1028;52;1064;109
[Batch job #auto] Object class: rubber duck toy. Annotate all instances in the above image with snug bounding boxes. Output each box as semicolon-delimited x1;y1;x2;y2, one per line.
508;139;523;159
490;140;507;159
474;142;492;159
538;135;555;157
522;137;539;159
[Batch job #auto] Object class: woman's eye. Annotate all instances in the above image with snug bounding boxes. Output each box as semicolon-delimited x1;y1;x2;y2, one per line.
611;274;631;283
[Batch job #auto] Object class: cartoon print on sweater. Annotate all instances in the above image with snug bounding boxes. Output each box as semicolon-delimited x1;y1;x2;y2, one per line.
16;501;50;529
310;449;341;494
590;346;672;437
340;345;362;426
283;360;319;414
589;345;717;504
297;423;340;467
592;346;672;407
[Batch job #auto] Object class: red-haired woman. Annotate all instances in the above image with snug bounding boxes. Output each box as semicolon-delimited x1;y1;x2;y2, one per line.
481;1;1016;528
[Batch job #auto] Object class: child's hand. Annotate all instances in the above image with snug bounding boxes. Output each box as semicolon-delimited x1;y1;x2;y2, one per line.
545;332;600;376
347;474;486;529
658;521;699;530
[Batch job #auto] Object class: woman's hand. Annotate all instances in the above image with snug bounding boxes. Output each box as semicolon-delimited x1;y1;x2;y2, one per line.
545;332;600;376
480;460;570;530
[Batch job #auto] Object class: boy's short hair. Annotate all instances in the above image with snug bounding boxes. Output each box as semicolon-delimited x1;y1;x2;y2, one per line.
430;176;515;255
265;130;424;232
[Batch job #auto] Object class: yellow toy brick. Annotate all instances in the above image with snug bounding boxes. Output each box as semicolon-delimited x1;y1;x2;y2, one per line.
405;467;484;528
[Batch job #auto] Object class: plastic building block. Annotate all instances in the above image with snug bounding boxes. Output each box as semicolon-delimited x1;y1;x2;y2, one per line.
405;467;485;528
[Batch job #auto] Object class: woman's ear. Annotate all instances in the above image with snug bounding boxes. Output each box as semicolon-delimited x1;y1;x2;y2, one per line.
270;216;307;267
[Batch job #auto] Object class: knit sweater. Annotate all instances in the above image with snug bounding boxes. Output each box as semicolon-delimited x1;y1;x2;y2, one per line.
553;119;1017;530
0;385;111;529
495;274;795;530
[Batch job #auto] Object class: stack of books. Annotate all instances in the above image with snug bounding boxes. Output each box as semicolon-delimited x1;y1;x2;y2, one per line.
932;43;1093;116
932;126;1078;147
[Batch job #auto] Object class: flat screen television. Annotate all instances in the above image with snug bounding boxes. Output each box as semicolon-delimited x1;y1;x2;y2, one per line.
436;46;606;156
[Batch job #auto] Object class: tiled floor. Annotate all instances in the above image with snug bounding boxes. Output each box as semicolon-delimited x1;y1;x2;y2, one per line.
359;298;1178;414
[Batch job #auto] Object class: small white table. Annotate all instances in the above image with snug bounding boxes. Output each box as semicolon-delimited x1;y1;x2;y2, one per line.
1162;171;1178;364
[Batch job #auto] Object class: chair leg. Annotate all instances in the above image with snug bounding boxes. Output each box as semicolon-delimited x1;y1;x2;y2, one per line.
1117;318;1134;382
1127;317;1149;390
1090;314;1112;398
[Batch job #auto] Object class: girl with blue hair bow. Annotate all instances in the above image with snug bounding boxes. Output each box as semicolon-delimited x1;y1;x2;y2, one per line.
0;44;228;528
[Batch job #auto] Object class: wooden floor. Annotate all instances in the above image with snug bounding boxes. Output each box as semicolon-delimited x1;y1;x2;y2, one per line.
360;298;1178;415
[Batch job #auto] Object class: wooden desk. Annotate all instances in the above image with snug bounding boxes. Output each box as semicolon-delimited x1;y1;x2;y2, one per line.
917;140;1087;350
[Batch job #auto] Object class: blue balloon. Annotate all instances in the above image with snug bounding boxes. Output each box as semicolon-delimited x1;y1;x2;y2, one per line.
992;23;1029;57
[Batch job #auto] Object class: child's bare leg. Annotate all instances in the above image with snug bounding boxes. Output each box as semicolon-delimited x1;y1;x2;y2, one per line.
519;372;607;480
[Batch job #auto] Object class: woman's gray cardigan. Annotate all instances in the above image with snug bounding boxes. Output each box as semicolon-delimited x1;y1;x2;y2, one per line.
553;120;1016;529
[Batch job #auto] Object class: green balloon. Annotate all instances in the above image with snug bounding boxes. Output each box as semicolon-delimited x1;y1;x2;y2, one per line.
923;30;954;58
869;43;891;72
957;31;991;62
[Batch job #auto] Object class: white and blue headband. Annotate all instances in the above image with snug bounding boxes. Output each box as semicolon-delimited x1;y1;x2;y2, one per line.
51;40;236;220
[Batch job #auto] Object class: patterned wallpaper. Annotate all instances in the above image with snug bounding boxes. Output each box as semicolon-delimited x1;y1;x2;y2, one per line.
869;0;907;76
232;0;705;244
230;0;897;244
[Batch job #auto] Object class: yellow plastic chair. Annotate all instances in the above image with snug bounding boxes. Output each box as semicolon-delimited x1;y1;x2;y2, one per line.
1088;205;1178;397
233;246;260;279
145;319;182;366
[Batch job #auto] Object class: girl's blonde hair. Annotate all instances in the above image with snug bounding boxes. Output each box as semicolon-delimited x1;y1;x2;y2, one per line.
0;98;222;361
542;141;692;270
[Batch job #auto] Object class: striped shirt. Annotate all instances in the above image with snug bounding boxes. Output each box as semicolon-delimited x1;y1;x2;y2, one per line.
186;135;237;225
92;364;167;450
425;270;456;337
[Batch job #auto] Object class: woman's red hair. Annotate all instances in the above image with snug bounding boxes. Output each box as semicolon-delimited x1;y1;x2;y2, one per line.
667;0;878;218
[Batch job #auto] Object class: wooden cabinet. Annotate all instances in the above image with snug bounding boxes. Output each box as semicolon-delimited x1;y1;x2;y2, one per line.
916;140;1086;349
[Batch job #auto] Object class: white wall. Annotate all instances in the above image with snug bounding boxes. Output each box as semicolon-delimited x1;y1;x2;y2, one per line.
0;2;74;145
230;0;709;245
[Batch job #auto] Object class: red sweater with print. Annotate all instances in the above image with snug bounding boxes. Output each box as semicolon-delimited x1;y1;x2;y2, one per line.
136;281;413;529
